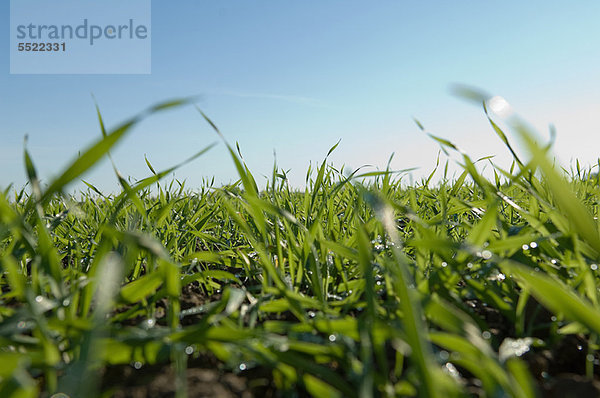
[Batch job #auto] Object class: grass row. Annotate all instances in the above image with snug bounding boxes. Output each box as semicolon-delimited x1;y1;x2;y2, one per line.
1;98;600;397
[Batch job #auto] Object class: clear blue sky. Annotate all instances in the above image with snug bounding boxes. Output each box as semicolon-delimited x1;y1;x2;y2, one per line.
2;1;600;192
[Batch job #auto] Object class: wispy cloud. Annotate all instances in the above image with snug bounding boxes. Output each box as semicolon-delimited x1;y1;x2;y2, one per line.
211;89;332;108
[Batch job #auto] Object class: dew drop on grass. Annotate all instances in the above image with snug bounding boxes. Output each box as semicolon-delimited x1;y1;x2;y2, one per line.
145;319;156;328
587;354;595;362
499;337;534;361
522;244;529;251
133;361;142;369
487;96;513;118
591;264;598;271
551;316;557;322
481;250;492;260
439;350;449;360
239;363;247;371
328;334;337;342
530;242;538;249
482;331;491;340
444;362;460;378
551;259;558;265
441;262;448;268
17;321;26;329
308;311;316;318
35;296;43;303
62;299;70;307
185;346;194;355
577;345;583;351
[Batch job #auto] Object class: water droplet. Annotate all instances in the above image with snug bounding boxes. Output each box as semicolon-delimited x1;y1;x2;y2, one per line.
467;262;473;269
62;299;71;307
482;250;492;260
441;262;448;268
522;244;529;251
239;363;247;371
308;311;316;318
145;319;156;328
551;316;557;322
587;354;595;362
328;334;336;342
439;350;449;360
591;264;598;271
551;259;558;265
35;295;43;303
577;345;583;351
376;281;382;286
530;242;538;249
499;337;533;361
17;321;26;329
133;361;142;369
444;362;460;378
487;96;513;118
185;346;194;355
482;331;491;339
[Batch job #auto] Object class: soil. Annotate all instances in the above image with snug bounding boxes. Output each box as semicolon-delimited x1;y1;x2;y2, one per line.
101;353;277;398
464;297;600;397
101;281;279;397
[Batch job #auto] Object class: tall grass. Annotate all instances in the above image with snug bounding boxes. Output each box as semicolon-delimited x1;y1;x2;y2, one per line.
1;97;599;397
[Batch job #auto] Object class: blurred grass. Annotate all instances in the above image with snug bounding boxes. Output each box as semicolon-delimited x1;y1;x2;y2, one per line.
1;97;600;397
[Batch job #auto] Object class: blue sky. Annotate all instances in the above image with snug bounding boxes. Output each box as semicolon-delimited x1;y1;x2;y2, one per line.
2;1;600;191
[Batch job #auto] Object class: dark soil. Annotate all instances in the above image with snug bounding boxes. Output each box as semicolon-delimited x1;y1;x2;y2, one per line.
100;282;279;398
465;297;600;397
101;352;277;398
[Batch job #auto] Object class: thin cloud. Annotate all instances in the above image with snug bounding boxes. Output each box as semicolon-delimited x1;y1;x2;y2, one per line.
212;90;332;108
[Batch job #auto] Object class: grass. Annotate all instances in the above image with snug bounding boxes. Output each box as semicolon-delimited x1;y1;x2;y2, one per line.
1;97;600;397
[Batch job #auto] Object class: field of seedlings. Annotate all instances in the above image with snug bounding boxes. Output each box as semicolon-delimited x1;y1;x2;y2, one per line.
2;99;600;397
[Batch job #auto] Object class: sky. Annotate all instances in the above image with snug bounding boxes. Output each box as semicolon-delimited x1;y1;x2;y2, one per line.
1;1;600;192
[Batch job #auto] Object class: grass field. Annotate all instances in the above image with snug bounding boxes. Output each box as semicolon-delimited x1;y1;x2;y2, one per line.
2;98;600;397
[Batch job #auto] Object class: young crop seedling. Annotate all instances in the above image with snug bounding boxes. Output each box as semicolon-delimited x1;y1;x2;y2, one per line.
1;96;599;397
